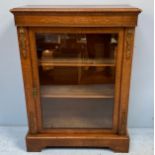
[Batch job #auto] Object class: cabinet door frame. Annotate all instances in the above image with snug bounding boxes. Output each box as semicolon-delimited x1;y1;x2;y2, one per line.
27;27;124;134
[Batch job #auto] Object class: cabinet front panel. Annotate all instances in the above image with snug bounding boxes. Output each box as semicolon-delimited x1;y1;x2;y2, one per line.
29;28;123;132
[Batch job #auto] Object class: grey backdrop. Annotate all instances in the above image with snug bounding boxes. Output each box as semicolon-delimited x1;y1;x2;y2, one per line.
0;0;153;128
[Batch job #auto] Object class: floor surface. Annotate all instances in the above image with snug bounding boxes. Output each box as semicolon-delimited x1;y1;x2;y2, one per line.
0;127;153;155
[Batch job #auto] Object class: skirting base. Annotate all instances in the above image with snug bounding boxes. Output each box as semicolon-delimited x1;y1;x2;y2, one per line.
26;132;129;152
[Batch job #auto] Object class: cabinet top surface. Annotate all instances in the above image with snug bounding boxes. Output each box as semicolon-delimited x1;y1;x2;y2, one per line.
11;5;141;13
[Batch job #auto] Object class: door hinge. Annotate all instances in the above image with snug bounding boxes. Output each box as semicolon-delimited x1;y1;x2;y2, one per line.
32;87;37;97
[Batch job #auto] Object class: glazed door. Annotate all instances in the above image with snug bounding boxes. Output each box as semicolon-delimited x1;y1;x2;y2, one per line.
29;28;124;133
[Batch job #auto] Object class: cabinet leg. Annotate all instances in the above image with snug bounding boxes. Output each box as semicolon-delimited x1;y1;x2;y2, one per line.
110;144;129;153
26;142;43;152
26;135;44;152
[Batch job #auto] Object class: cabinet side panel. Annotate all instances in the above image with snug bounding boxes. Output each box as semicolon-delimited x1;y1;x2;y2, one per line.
17;27;38;133
118;28;135;134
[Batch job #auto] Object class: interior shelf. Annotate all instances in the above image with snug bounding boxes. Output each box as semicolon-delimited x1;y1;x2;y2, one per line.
39;58;115;67
41;84;114;98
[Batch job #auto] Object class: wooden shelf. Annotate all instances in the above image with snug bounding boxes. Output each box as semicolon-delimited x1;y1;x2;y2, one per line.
39;58;115;67
41;84;114;98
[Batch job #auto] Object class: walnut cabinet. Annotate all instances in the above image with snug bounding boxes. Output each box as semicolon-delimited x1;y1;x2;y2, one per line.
11;5;141;152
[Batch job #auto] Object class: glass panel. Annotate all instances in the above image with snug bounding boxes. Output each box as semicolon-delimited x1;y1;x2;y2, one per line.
42;98;113;129
35;33;118;129
36;34;117;61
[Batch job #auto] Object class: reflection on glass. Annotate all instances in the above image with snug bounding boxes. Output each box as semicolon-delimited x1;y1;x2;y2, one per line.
36;34;117;59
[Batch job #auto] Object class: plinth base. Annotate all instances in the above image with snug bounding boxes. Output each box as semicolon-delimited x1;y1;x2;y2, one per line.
26;132;129;153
